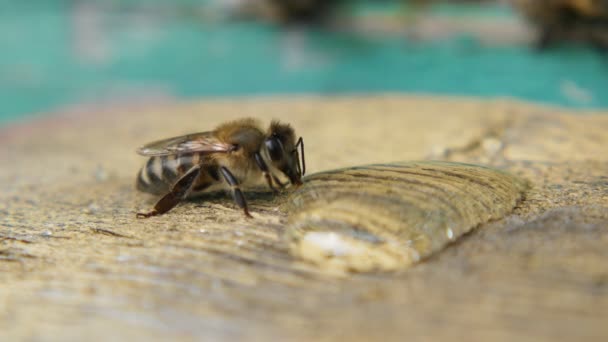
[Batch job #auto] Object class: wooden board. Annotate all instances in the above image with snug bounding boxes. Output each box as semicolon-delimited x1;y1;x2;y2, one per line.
1;95;607;341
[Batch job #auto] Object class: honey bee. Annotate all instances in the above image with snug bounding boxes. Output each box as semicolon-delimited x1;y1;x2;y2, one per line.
135;118;305;218
513;0;608;49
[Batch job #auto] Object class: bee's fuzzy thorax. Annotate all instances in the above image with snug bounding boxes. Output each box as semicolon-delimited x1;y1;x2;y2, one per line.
214;118;262;137
214;118;265;153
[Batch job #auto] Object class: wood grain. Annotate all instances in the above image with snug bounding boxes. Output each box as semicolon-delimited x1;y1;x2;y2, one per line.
1;95;607;341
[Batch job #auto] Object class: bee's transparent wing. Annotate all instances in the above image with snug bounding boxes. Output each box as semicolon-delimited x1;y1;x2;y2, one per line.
136;131;234;156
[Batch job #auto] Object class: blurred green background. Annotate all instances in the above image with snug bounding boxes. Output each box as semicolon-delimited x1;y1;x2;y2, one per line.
1;0;607;125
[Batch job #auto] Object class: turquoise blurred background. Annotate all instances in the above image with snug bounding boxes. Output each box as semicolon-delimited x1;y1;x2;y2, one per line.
1;1;607;125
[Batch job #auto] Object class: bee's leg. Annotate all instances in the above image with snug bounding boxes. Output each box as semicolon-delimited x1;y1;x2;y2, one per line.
136;165;201;218
254;152;279;193
219;166;253;218
272;175;286;189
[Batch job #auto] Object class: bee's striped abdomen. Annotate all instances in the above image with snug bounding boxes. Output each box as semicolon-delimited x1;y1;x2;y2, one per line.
136;154;200;195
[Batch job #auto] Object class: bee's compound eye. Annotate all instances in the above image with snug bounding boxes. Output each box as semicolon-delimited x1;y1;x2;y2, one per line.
265;137;284;161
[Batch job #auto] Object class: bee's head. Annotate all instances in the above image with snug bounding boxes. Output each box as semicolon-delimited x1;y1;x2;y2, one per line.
264;120;305;186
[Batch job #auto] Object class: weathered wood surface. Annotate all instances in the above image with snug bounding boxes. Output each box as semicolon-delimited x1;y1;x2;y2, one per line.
285;161;528;273
1;96;607;341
